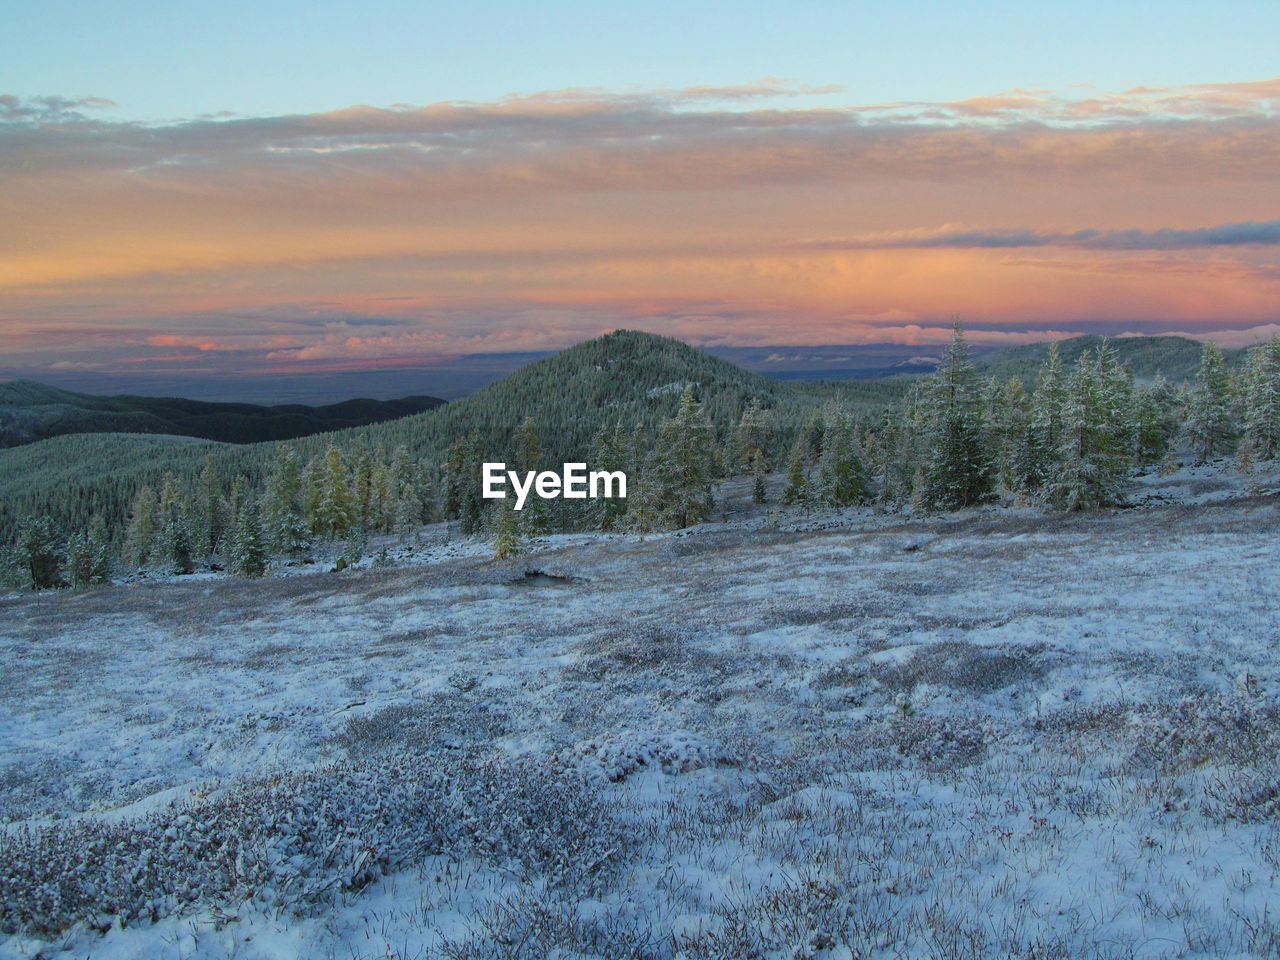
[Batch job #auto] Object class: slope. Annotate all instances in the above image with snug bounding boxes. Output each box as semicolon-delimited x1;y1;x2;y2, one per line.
974;334;1245;384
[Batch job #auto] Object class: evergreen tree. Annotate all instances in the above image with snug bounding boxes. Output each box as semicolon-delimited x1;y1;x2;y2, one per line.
153;473;194;575
985;376;1029;496
878;400;924;507
444;436;485;535
815;407;869;506
387;445;426;538
647;384;716;528
347;439;374;533
191;456;226;564
1185;341;1236;461
262;446;311;560
15;515;64;590
313;444;356;538
730;398;773;503
67;515;110;587
492;501;525;559
124;484;158;569
733;399;772;475
228;484;267;578
750;449;768;504
1048;345;1133;510
1132;382;1172;465
921;321;991;509
367;453;392;533
512;417;552;536
1241;337;1280;460
781;438;812;508
1021;342;1068;492
588;423;633;530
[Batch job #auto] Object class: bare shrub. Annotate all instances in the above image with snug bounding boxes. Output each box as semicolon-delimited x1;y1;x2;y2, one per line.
1130;695;1280;773
335;693;511;754
890;713;987;769
872;641;1045;695
0;753;626;937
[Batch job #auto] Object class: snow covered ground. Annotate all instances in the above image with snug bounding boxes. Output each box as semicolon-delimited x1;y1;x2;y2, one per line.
2;462;1279;959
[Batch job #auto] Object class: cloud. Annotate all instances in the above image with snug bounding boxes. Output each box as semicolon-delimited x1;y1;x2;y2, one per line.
48;360;105;370
1000;255;1280;283
798;218;1280;251
3;78;1279;367
0;94;116;123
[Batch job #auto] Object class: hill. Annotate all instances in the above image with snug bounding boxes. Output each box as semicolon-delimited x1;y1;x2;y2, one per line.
974;334;1244;384
0;380;445;449
307;329;910;463
0;331;909;535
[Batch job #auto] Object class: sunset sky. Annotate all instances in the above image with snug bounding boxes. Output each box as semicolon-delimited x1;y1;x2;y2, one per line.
4;1;1279;381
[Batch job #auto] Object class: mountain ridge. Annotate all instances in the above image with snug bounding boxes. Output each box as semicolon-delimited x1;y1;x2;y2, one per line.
0;380;445;449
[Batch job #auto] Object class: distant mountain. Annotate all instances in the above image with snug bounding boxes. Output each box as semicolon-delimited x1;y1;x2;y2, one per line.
0;380;445;449
974;334;1244;384
704;343;996;381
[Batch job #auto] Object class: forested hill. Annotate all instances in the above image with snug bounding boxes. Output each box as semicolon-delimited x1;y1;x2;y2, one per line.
975;334;1245;384
303;329;910;465
0;330;909;534
0;380;445;449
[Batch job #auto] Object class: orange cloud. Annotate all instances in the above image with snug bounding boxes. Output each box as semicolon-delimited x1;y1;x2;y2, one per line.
1;80;1277;368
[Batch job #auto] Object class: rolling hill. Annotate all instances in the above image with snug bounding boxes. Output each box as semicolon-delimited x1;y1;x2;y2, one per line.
0;331;909;536
974;334;1243;384
0;380;445;449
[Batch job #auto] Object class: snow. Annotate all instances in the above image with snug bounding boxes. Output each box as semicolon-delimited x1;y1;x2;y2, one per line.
2;460;1279;958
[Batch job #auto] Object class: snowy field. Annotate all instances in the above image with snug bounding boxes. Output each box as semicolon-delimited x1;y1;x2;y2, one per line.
2;465;1279;959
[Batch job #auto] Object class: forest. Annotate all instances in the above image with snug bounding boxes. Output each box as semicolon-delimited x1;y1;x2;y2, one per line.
2;325;1277;590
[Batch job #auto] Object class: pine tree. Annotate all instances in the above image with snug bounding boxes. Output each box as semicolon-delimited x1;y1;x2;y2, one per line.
15;516;65;590
1021;342;1067;492
262;447;311;560
228;484;267;578
1185;341;1236;461
985;376;1029;496
313;444;356;539
512;417;552;536
367;453;392;533
781;438;812;508
67;515;110;587
492;501;525;559
153;473;194;575
750;449;768;504
733;399;772;475
444;436;485;535
191;456;226;565
815;407;869;507
1048;344;1133;510
648;384;716;528
387;445;424;538
1241;337;1280;460
346;439;374;533
588;423;633;530
878;401;924;507
921;321;991;509
1131;386;1167;465
124;484;158;569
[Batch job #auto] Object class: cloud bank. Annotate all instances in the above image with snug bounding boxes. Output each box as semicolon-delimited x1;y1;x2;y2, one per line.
2;78;1278;371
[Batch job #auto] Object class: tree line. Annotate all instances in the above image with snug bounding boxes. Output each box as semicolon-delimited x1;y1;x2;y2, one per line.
4;326;1278;590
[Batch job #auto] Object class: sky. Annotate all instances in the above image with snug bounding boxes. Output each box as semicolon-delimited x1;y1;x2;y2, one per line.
3;0;1280;382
